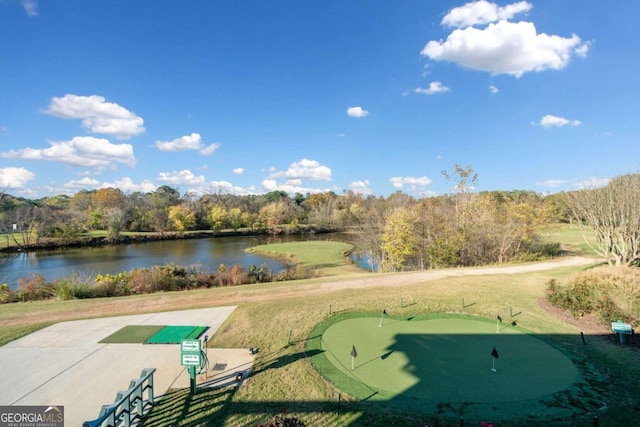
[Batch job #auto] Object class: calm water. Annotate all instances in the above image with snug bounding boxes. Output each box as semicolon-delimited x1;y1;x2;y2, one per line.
0;233;360;289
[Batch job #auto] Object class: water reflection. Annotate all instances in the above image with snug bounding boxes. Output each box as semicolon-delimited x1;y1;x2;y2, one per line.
0;232;360;289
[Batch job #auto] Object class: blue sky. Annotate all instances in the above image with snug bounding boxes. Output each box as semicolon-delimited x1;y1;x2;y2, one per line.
1;0;638;199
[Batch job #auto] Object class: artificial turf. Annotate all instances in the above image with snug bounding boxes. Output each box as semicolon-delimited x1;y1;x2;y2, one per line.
99;325;164;343
308;312;604;423
99;325;208;344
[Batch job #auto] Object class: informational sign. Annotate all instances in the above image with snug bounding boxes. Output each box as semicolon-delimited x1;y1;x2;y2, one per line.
611;320;632;335
181;339;201;367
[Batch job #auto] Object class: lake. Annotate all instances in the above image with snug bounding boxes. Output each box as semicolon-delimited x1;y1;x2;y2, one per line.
0;233;361;289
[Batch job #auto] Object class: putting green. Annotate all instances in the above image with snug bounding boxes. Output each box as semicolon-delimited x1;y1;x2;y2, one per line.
320;316;578;403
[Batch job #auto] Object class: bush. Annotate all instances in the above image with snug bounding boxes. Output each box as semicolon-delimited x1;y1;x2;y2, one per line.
16;274;53;301
259;408;306;427
274;265;314;282
545;266;640;326
0;283;16;303
94;272;130;297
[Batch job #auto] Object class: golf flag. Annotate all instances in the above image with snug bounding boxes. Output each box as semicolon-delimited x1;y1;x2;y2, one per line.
491;347;499;359
383;309;387;315
351;345;358;358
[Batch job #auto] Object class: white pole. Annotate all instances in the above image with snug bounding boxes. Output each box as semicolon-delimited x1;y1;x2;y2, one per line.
496;318;500;333
491;357;496;372
351;356;355;371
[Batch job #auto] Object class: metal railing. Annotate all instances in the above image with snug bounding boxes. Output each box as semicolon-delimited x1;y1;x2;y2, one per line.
83;368;155;427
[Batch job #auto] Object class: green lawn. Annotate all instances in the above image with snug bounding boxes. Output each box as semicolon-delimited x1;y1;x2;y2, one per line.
540;223;599;256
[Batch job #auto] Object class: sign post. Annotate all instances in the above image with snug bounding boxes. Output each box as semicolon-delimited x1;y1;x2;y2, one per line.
181;339;201;394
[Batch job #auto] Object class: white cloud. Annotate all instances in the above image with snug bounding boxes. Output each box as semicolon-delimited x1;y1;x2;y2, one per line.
537;179;568;188
269;158;332;181
261;178;330;195
422;20;587;77
347;106;369;118
155;133;220;156
573;177;609;189
575;41;591;57
157;169;205;185
199;143;220;156
63;177;100;190
0;167;35;188
21;0;38;17
232;168;244;175
537;114;581;127
442;0;532;28
349;180;372;195
46;95;145;139
413;81;451;95
0;136;135;168
155;133;200;151
489;85;500;93
101;177;156;193
204;180;257;196
390;176;432;190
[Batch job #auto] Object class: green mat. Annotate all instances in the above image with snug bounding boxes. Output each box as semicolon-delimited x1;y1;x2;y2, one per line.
99;325;165;344
145;325;209;344
99;325;209;344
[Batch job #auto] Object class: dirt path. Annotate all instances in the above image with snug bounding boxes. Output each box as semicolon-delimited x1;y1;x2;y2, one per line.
2;256;599;328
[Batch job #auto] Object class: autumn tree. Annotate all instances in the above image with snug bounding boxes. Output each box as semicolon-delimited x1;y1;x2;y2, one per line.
259;200;292;235
380;206;421;272
354;196;388;272
565;174;640;266
168;204;196;234
209;205;228;231
148;186;181;235
441;164;478;232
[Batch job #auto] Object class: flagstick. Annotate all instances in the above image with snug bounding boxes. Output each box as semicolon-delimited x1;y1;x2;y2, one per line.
379;312;384;327
351;355;355;371
491;356;496;372
496;318;500;333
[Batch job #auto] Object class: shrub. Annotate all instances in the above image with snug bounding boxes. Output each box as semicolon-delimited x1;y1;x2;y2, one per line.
94;272;130;297
229;265;247;286
53;272;95;300
546;266;640;326
0;283;16;304
259;408;306;427
274;265;314;282
16;274;53;301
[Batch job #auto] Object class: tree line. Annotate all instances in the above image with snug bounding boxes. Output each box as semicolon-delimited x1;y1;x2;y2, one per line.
2;169;638;271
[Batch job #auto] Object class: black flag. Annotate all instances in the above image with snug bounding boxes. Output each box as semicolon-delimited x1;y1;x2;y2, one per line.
497;315;502;322
383;309;387;316
491;347;499;359
351;345;358;358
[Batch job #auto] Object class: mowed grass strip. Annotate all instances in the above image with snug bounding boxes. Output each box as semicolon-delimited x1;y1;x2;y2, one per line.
248;240;361;276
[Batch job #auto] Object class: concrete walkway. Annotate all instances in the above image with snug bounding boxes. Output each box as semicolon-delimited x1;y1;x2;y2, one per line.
0;306;254;427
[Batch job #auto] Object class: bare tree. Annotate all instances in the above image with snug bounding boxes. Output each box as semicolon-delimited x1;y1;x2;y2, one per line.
565;174;640;267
